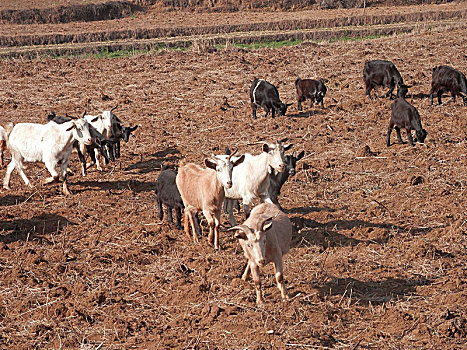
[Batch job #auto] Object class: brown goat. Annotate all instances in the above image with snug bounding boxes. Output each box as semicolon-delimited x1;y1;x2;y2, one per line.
176;153;244;249
228;203;292;304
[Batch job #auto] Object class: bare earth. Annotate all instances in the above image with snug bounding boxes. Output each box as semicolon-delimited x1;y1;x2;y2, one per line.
0;8;466;350
1;2;465;36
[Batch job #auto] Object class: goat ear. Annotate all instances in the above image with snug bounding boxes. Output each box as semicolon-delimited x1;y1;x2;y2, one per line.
227;225;249;240
296;150;305;160
130;125;138;132
262;219;273;232
205;158;217;170
233;154;245;167
262;144;270;153
283;143;293;151
65;123;76;132
286;103;293;107
90;116;100;123
257;216;273;232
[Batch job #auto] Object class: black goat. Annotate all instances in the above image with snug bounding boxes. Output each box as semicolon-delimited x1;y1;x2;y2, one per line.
295;78;327;110
269;151;304;209
250;78;291;119
387;98;427;147
108;119;138;161
363;60;409;100
430;65;467;105
155;164;201;233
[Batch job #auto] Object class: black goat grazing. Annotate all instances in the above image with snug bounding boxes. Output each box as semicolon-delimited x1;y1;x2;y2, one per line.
269;151;304;209
250;78;291;119
387;98;427;147
363;60;409;100
430;65;467;105
295;78;327;110
155;164;200;233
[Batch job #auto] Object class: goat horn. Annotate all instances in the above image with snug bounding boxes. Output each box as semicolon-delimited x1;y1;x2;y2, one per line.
228;147;238;158
81;110;87;117
110;104;118;112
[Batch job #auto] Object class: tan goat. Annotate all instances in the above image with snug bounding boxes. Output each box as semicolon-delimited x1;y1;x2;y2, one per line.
176;152;244;249
229;202;292;304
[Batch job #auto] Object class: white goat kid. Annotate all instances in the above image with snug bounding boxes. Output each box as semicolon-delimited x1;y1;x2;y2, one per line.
228;203;292;304
224;139;292;225
176;151;245;249
3;118;92;195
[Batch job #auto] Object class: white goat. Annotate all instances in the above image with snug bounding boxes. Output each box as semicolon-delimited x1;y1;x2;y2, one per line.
228;202;292;304
84;105;119;171
224;139;292;225
3;118;92;195
176;151;245;249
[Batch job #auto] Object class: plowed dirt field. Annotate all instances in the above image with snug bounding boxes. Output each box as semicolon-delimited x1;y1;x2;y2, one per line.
0;9;466;350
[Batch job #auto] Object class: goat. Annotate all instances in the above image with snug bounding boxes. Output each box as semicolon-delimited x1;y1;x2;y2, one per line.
84;105;119;171
176;151;245;249
363;60;409;100
228;203;292;304
3;118;92;195
295;78;327;110
250;78;291;119
155;164;200;233
109;121;138;160
225;148;304;212
47;112;113;176
269;151;304;209
387;98;427;147
224;139;293;226
430;65;467;105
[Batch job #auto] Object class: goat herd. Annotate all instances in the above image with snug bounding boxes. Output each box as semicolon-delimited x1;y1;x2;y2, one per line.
0;59;465;304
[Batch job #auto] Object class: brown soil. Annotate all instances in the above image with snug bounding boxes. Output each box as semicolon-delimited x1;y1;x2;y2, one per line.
0;7;466;350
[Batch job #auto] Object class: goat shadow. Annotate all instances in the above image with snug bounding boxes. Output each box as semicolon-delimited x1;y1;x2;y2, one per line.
125;147;181;174
0;195;26;207
290;217;438;249
287;109;326;118
410;92;431;99
0;213;75;244
286;206;337;215
73;179;156;194
309;276;432;306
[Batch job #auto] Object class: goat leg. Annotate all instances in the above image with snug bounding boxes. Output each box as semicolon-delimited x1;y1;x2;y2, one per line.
250;263;264;305
395;127;404;144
